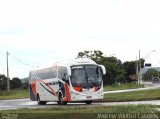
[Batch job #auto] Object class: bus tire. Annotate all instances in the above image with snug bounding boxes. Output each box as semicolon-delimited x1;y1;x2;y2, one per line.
58;93;67;105
86;101;92;104
37;94;46;105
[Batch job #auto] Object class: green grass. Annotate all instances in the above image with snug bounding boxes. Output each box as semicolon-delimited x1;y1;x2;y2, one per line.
104;82;144;91
0;83;158;103
0;105;159;119
0;89;29;100
104;88;160;102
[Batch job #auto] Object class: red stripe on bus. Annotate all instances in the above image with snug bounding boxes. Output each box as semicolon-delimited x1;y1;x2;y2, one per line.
40;80;58;97
31;81;37;97
63;83;71;102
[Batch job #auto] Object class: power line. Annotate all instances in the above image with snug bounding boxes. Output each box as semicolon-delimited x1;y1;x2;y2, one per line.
9;54;34;68
10;55;34;67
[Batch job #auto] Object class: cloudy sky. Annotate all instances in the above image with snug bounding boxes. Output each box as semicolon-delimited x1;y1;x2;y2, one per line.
0;0;160;78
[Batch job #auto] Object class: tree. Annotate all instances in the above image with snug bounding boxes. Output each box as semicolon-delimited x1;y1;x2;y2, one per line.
0;74;7;90
0;74;22;90
103;56;125;84
78;50;104;64
122;58;145;82
123;61;136;81
140;58;145;69
10;77;22;89
142;69;159;81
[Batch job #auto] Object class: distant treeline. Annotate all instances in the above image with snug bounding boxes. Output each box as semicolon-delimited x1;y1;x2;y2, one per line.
0;74;28;90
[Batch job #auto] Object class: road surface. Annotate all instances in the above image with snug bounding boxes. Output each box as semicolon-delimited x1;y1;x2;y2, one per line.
0;98;160;110
0;84;159;110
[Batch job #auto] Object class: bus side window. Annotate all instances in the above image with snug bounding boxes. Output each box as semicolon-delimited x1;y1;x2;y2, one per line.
31;77;35;81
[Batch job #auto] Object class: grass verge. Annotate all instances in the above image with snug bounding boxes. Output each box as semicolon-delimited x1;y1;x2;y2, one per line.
0;89;29;100
104;88;160;102
104;82;144;91
0;105;159;119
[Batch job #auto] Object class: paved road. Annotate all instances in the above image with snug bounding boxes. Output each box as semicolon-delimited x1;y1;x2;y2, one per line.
0;98;100;110
0;85;159;110
0;98;160;110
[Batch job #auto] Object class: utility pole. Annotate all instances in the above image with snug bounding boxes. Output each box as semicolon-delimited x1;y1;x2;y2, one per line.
6;51;10;91
139;50;141;85
139;50;141;70
136;57;139;85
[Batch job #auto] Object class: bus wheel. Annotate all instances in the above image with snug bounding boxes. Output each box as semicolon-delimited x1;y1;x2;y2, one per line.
37;94;46;105
86;101;92;104
59;93;67;105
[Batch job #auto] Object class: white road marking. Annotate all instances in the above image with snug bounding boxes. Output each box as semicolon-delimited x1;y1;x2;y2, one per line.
104;85;160;94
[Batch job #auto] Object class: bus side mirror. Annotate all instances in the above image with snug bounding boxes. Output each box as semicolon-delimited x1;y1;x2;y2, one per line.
99;65;106;75
62;73;69;81
62;73;70;85
66;75;70;81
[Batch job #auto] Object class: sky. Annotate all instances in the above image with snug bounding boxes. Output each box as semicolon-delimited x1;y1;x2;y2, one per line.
0;0;160;78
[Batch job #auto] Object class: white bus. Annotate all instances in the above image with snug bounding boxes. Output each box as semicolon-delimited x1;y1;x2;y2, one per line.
29;58;106;105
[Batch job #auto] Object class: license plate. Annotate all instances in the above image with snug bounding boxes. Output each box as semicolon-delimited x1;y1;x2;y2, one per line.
86;96;92;98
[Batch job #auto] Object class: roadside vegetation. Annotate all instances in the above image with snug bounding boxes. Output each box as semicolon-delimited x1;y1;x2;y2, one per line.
104;88;160;102
0;87;160;102
0;105;159;119
0;88;29;100
104;82;144;91
0;74;29;100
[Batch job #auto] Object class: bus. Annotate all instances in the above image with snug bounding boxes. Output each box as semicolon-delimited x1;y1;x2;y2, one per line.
29;58;106;105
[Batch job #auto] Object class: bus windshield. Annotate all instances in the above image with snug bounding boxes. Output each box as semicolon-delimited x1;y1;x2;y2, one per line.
71;65;103;87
